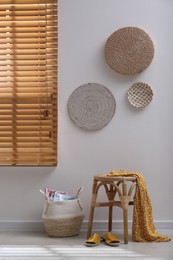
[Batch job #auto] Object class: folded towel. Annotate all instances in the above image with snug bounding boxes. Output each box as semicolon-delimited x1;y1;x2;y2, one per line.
108;170;171;242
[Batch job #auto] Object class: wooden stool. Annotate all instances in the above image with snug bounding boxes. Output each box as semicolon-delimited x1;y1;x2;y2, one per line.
87;174;137;244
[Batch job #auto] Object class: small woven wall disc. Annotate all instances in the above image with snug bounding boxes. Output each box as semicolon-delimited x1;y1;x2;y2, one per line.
127;82;153;108
68;83;116;131
105;27;154;75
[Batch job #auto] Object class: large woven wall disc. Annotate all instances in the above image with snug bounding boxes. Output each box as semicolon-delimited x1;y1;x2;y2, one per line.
68;83;116;131
105;27;154;75
127;82;153;108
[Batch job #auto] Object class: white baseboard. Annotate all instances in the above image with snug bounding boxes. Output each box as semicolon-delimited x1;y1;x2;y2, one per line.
0;220;172;232
81;220;129;231
81;220;173;232
0;221;44;231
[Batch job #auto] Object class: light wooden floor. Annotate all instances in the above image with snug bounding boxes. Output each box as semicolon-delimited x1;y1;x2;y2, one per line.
0;230;172;259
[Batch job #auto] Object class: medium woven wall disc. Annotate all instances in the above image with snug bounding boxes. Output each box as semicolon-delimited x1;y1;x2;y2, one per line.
105;27;154;75
127;82;153;108
68;83;116;131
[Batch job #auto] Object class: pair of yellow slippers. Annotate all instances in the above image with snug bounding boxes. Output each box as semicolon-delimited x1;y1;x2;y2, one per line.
85;232;120;247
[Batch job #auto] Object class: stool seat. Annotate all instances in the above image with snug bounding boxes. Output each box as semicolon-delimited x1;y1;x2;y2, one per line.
87;174;137;244
94;174;136;182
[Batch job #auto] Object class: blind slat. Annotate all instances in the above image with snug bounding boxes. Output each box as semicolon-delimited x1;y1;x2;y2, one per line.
0;38;57;44
0;10;57;16
0;4;56;11
0;28;57;34
0;65;57;71
0;21;57;27
0;70;57;76
0;0;57;4
0;43;57;49
0;82;57;88
0;32;57;39
0;15;57;22
0;53;57;59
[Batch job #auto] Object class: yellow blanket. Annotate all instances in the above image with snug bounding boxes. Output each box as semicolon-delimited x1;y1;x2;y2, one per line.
108;170;171;242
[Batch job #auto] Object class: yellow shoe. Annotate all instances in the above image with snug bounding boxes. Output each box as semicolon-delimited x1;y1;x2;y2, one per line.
103;232;120;246
84;233;101;247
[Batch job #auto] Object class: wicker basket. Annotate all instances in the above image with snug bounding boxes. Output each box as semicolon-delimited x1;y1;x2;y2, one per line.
42;197;84;237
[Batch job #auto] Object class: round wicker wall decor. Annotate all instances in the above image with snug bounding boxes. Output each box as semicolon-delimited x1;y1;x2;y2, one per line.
68;83;116;131
105;27;154;75
127;82;153;108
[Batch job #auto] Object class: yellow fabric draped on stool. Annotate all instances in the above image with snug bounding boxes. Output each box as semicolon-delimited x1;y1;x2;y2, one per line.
108;170;171;242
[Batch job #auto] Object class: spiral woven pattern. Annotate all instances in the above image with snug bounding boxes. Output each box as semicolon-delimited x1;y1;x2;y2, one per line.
105;27;154;75
127;82;153;108
68;83;116;131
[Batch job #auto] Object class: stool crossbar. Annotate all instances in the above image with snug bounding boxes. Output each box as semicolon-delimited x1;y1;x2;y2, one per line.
87;175;137;244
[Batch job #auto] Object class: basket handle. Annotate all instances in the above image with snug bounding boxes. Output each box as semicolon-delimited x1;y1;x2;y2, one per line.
40;189;48;200
44;201;50;215
76;187;84;211
77;198;83;212
76;187;83;198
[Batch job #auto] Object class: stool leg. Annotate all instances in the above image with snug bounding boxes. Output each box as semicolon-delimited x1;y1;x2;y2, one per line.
108;205;113;232
122;180;128;244
87;179;98;239
123;208;128;244
108;184;114;232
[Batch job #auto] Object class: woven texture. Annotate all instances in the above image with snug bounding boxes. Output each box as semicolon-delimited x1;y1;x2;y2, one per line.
105;27;154;75
127;82;153;108
68;83;116;131
43;216;84;237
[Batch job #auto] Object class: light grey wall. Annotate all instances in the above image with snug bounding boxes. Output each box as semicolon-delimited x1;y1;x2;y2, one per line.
0;0;173;229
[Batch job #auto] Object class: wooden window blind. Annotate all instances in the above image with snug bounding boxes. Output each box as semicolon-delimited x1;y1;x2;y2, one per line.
0;0;58;166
